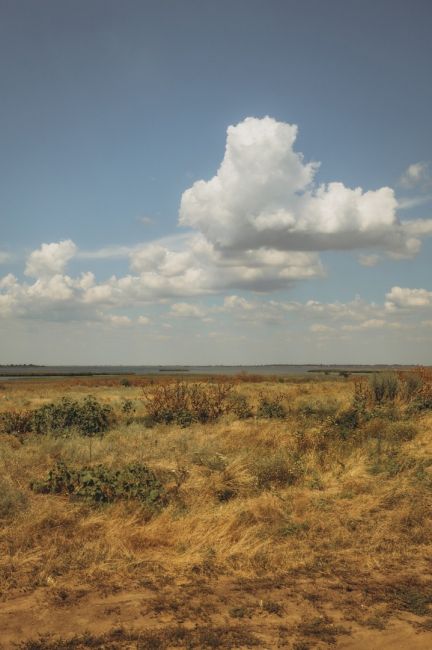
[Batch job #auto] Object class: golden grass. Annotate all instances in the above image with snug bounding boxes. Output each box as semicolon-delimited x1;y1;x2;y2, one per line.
1;375;432;647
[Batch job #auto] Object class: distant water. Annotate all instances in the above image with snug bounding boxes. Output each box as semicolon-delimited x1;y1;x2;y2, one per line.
0;364;417;379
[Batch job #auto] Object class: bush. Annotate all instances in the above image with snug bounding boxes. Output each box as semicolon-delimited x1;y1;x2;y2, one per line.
257;396;286;419
31;462;165;506
297;399;339;418
0;409;33;435
31;396;114;436
142;381;233;425
228;393;253;419
254;454;303;489
0;478;28;518
385;422;418;442
369;373;400;404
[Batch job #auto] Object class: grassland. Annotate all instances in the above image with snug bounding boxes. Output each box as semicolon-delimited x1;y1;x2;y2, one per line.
0;371;431;649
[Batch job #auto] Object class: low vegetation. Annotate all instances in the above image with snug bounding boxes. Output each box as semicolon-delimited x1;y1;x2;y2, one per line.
0;368;431;647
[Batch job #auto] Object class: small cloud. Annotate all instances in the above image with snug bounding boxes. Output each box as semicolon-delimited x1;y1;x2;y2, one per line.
169;302;208;319
105;315;132;327
358;254;380;267
138;215;155;226
309;323;334;333
399;161;431;189
0;252;12;264
138;315;150;325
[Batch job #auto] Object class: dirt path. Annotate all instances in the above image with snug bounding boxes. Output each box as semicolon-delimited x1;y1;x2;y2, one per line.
0;576;431;648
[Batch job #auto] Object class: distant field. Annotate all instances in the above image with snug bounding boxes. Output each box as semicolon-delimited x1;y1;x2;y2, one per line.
0;371;431;648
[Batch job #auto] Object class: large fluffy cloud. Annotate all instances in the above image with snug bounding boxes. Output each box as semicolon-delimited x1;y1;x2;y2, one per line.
180;117;432;257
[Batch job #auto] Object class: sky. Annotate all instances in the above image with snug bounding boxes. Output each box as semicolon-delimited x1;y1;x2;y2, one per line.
0;0;431;365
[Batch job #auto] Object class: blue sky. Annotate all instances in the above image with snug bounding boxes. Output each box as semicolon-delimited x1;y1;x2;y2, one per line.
1;0;431;364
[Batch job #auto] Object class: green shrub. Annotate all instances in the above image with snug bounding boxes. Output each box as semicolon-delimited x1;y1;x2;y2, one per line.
31;396;114;436
257;396;286;419
31;461;164;506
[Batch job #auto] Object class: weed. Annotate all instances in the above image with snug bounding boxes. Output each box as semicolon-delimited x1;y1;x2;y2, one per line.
0;409;33;434
369;372;399;404
297;399;339;418
257;395;286;419
17;626;261;649
254;453;303;489
229;606;247;618
263;600;283;615
228;393;253;419
297;615;349;644
278;520;310;537
0;477;27;518
216;487;237;502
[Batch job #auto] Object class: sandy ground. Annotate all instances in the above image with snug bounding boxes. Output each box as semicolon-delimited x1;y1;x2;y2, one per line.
1;576;431;648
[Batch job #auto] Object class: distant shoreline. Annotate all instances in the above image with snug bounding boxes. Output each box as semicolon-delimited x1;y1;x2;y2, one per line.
0;363;424;381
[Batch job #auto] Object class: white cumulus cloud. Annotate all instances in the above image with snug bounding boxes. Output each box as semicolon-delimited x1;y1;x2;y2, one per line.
180;117;432;258
25;240;77;278
385;286;432;310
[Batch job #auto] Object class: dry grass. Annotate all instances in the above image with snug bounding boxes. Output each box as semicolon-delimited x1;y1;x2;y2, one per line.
1;373;432;647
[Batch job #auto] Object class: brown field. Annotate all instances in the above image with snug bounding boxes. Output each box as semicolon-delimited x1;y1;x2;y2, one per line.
0;372;432;649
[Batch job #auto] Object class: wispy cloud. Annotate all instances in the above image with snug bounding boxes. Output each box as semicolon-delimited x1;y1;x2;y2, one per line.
137;215;155;226
77;245;136;260
397;194;432;209
0;251;12;264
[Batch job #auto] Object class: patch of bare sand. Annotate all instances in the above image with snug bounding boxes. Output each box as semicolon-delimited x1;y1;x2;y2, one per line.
1;576;432;648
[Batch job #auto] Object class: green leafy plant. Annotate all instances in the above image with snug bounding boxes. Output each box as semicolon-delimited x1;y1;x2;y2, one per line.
31;461;165;506
31;396;114;436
